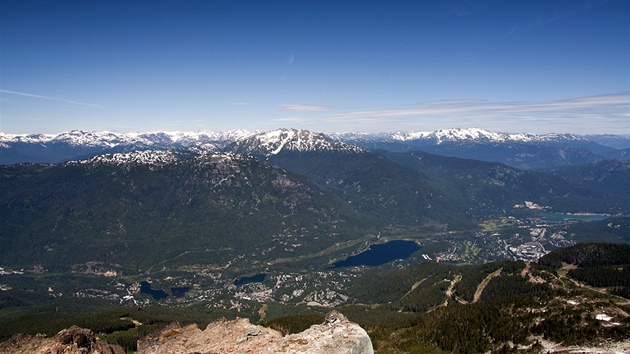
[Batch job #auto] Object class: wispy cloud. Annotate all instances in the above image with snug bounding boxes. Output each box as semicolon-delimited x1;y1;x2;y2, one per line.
231;102;251;106
0;89;101;108
331;93;629;120
280;104;333;112
274;93;629;134
501;25;519;42
271;117;308;123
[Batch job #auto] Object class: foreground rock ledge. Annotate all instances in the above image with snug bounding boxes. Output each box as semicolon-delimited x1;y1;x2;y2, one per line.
138;311;374;354
0;325;125;354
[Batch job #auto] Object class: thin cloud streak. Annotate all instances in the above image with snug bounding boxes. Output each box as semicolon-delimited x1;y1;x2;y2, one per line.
500;25;518;42
330;93;629;120
280;104;333;112
269;93;630;134
271;117;308;122
0;89;101;108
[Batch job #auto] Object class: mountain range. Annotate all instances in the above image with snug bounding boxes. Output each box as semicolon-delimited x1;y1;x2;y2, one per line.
1;127;630;353
1;128;629;274
2;127;629;169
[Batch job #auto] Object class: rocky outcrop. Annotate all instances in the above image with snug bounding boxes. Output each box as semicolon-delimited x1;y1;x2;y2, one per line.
0;325;125;354
138;310;374;354
0;312;373;354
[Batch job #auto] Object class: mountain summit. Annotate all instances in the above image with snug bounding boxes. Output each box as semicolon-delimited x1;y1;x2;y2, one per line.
228;128;364;157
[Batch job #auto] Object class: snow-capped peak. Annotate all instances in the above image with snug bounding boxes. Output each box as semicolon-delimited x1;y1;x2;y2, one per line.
386;128;585;144
0;132;57;144
0;129;257;147
230;128;364;156
53;130;131;147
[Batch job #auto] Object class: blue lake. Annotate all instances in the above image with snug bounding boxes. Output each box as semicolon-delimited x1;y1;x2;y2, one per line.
538;212;610;222
234;273;267;286
331;240;421;268
140;281;168;300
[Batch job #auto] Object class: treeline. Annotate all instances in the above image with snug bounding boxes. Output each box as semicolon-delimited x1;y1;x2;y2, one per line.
568;265;630;288
346;289;629;354
568;265;630;299
349;260;546;311
415;298;536;353
342;245;630;352
345;293;544;353
452;262;503;302
530;303;629;345
398;279;450;312
347;262;455;304
453;261;526;302
538;243;630;268
537;242;630;299
480;274;550;302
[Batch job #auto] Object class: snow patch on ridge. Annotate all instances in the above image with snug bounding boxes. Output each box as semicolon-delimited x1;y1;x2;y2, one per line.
68;150;180;166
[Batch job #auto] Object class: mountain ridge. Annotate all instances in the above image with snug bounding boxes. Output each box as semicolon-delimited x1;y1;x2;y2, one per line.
2;127;611;146
3;127;626;169
329;127;589;145
0;151;370;272
228;128;364;157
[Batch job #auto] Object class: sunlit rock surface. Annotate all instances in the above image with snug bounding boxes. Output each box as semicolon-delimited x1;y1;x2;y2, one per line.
137;311;373;354
0;325;125;354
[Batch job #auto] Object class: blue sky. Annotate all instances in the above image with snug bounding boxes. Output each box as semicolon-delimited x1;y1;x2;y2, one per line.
1;0;628;134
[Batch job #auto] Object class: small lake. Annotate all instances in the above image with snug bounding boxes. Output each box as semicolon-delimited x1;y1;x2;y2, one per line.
331;240;421;268
234;273;267;286
538;212;610;222
140;281;168;300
